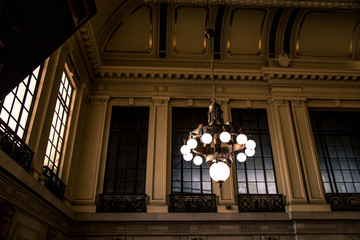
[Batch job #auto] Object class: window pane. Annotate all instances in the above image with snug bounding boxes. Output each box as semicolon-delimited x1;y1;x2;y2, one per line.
309;110;360;194
3;93;14;112
232;109;278;195
16;83;26;102
0;109;10;123
103;107;149;194
43;70;73;175
171;107;211;194
0;65;42;140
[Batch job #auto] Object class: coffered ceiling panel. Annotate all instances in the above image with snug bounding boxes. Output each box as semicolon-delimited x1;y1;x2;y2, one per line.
226;9;266;56
172;7;207;55
296;12;360;58
103;5;153;54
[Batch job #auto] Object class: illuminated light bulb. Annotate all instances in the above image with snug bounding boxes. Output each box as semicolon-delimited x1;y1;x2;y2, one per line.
209;161;230;182
206;154;214;162
187;138;198;149
220;131;231;143
183;153;193;161
246;139;256;149
236;134;248;145
245;148;255;157
180;145;190;155
193;156;203;165
201;133;213;144
236;152;247;162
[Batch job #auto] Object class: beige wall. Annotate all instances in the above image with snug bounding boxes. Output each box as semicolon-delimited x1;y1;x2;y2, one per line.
1;12;360;238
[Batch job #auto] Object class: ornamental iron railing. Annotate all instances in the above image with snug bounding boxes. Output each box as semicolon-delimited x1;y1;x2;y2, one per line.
325;193;360;211
169;193;217;212
237;194;285;212
42;166;66;200
0;119;33;172
97;194;147;213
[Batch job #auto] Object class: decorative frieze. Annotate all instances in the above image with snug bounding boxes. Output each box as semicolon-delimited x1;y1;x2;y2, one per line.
91;70;360;91
0;171;71;233
169;224;190;233
144;0;360;9
69;221;295;236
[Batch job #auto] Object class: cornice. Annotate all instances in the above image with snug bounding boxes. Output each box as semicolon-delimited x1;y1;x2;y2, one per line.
77;23;102;77
93;67;360;88
145;0;360;9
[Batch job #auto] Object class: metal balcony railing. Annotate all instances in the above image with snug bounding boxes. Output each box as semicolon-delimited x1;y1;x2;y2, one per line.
237;194;285;212
325;193;360;211
97;194;147;213
169;193;217;213
0;119;33;172
42;166;66;200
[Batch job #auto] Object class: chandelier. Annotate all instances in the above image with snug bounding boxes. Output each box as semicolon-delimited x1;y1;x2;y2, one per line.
179;8;256;186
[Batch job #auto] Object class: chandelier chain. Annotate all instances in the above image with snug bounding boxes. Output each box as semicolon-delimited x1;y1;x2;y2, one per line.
206;0;216;102
210;37;215;102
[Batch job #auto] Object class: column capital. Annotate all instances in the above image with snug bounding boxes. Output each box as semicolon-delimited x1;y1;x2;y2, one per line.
291;99;307;106
267;98;289;106
216;98;229;105
89;95;110;104
151;96;170;105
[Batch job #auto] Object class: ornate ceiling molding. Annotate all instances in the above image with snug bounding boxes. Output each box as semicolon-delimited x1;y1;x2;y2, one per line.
94;67;360;86
77;24;102;77
145;0;360;9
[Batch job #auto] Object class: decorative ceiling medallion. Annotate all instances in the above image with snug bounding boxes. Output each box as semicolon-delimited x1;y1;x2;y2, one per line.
274;50;292;67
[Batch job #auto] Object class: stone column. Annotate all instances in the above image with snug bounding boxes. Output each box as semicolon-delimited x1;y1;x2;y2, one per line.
268;99;330;211
27;49;65;180
70;95;109;213
60;84;86;186
267;99;308;211
215;98;238;213
146;97;170;213
290;100;330;210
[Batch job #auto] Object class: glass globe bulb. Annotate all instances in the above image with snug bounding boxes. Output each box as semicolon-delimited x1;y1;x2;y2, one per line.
236;134;248;145
236;152;247;162
246;139;256;149
183;153;193;161
186;138;198;149
220;131;231;143
201;133;213;144
193;156;203;165
209;161;230;182
245;148;255;157
180;145;190;155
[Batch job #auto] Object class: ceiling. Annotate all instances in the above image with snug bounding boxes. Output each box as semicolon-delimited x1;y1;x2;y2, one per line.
75;0;360;87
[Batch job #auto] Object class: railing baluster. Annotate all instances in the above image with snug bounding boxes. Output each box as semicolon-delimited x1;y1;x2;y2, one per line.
42;166;66;200
0;119;33;172
97;194;147;213
237;194;285;212
325;193;360;211
169;193;217;212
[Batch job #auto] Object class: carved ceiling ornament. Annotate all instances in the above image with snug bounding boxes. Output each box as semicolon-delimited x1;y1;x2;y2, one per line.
274;50;292;68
